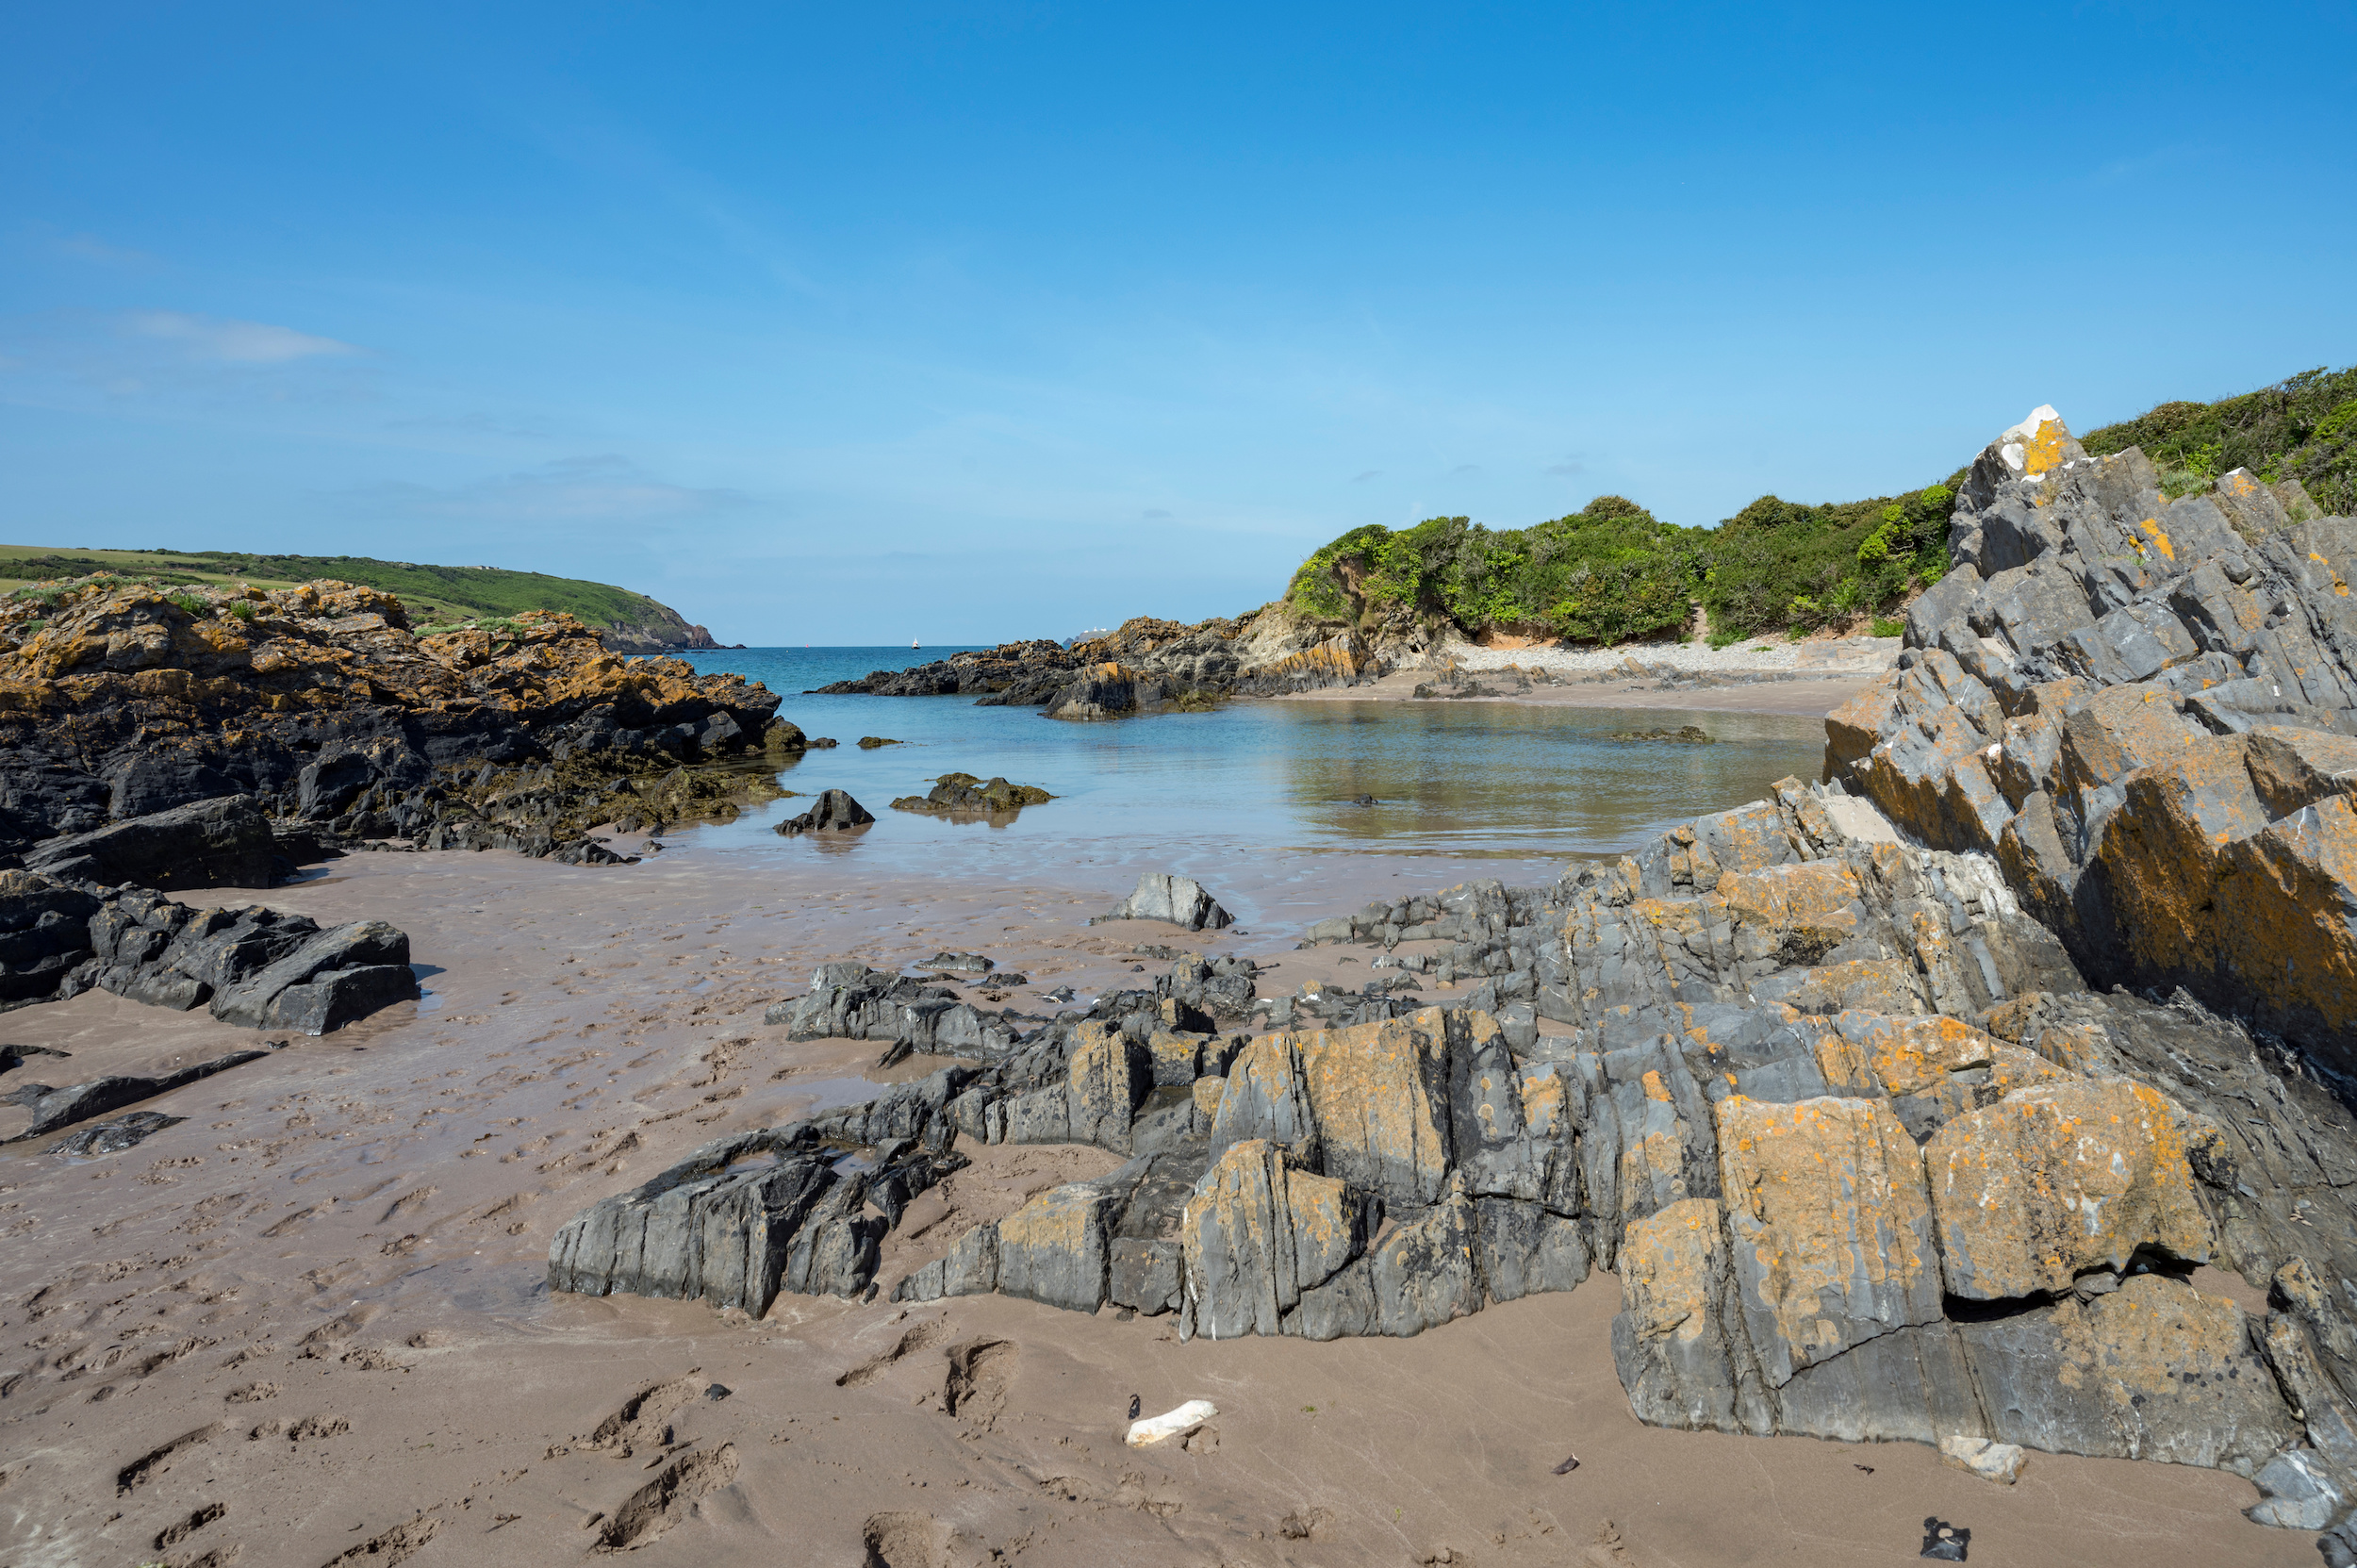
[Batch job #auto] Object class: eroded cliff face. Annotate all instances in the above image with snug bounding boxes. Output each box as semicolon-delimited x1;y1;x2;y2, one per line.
0;575;784;861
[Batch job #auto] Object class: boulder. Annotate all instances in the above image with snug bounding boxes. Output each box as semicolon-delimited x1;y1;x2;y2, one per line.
1923;1079;2211;1301
25;796;275;890
775;789;875;836
1065;1022;1151;1151
994;1182;1118;1313
209;919;420;1033
1714;1095;1942;1388
1094;873;1231;931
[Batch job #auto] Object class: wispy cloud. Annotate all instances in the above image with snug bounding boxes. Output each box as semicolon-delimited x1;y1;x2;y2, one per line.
1448;463;1480;476
1545;459;1585;476
49;230;162;270
332;454;751;523
1348;470;1381;483
121;311;357;363
1142;507;1173;520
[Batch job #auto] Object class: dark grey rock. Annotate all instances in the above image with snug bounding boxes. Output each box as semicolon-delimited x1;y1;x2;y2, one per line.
774;789;874;836
10;1048;269;1141
25;796;275;890
50;1110;185;1156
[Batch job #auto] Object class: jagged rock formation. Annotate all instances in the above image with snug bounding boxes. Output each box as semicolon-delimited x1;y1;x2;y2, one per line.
775;789;874;836
815;602;1415;717
0;867;420;1030
1828;409;2357;1075
548;404;2357;1538
0;575;785;866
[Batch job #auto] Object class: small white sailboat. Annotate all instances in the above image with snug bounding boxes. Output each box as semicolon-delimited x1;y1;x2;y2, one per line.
911;637;920;650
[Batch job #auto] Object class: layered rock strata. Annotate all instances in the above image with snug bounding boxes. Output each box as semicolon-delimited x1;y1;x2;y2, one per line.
1825;408;2357;1083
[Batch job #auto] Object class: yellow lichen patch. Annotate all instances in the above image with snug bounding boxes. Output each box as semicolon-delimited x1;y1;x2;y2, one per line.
2136;518;2175;562
1714;1095;1940;1383
1924;1080;2210;1300
1640;1068;1673;1103
1146;1028;1205;1086
2001;406;2076;478
1820;1014;1997;1098
1519;1066;1568;1140
1715;863;1862;933
1292;1009;1452;1205
1616;1198;1722;1345
1191;1076;1227;1119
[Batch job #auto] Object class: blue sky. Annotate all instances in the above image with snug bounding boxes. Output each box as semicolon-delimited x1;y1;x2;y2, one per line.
4;3;2353;645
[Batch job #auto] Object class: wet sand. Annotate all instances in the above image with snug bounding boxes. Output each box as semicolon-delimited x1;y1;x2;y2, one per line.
0;831;2312;1565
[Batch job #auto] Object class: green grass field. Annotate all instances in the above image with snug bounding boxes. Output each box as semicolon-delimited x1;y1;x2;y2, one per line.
0;546;686;635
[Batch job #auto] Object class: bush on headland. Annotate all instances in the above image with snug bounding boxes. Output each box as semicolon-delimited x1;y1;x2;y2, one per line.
1287;364;2357;648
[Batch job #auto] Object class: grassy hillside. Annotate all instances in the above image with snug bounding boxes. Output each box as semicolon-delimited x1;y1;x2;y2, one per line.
2080;364;2357;515
0;546;697;638
1285;364;2354;648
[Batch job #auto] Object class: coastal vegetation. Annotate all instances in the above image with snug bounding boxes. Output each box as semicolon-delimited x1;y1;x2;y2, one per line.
1287;364;2355;647
0;545;702;643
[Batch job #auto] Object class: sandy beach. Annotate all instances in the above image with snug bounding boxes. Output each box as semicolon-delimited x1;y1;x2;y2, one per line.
0;790;2314;1567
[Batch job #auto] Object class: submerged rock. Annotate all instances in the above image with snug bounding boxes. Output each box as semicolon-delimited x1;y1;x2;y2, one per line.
889;774;1055;816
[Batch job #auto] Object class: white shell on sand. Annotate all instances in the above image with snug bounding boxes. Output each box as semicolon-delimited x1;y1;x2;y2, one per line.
1126;1399;1218;1445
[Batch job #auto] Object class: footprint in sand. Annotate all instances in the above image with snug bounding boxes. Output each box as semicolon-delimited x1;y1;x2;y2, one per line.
591;1444;738;1552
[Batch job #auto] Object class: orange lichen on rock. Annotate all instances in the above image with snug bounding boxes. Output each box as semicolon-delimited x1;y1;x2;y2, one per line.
1923;1080;2210;1300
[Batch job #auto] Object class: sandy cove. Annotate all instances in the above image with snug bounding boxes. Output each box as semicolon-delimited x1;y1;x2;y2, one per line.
1272;633;1902;717
0;839;2309;1568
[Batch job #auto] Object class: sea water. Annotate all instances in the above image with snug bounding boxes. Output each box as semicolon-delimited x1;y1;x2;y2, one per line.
667;648;1827;927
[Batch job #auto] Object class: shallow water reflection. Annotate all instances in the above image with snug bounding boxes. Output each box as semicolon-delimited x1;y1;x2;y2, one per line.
674;649;1829;905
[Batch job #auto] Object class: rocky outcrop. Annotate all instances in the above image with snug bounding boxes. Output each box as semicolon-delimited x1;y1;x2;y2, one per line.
1093;873;1232;931
0;867;419;1032
1824;406;2357;1082
549;1067;983;1312
597;602;722;654
889;774;1053;817
24;796;275;890
814;602;1408;716
0;575;786;870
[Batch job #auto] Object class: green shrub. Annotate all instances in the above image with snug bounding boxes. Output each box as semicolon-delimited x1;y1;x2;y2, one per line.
167;591;208;617
1870;616;1906;637
1692;479;1957;639
1285;498;1706;646
2082;365;2357;516
227;601;256;620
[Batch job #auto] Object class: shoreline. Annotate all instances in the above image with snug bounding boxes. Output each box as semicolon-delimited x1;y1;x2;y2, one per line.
1271;668;1887;717
0;790;2308;1567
